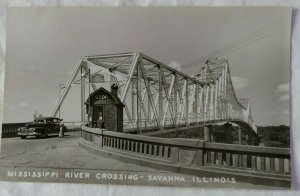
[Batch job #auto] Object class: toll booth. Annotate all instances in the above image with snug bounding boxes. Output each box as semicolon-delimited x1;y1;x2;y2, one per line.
85;85;124;132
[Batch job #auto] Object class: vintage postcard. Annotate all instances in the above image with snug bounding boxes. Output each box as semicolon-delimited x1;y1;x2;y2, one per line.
0;7;291;189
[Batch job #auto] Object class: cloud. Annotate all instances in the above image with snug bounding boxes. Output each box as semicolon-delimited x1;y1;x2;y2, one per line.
275;83;289;93
231;76;248;90
278;94;289;101
20;102;29;107
168;61;181;71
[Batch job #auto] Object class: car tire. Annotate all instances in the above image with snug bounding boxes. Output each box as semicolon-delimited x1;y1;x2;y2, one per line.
36;134;46;139
20;136;26;139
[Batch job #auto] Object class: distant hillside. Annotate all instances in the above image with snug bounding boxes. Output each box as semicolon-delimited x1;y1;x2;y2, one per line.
257;125;290;147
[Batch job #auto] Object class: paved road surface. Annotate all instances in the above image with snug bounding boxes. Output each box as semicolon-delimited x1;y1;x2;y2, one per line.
0;132;281;188
0;132;162;171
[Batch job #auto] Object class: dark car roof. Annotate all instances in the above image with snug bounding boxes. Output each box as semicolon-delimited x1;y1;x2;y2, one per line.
35;117;61;120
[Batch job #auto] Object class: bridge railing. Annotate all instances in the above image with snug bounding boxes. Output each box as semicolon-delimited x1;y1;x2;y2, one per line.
204;142;290;173
64;121;84;131
1;123;27;138
80;126;291;178
81;126;179;164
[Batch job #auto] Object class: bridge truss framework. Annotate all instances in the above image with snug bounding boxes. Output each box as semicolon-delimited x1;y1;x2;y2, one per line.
51;52;258;141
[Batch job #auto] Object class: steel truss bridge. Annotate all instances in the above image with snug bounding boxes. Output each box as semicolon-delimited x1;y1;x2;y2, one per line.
50;52;290;187
51;52;259;144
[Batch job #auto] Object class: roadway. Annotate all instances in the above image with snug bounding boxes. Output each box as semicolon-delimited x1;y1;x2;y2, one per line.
0;132;163;171
0;131;281;188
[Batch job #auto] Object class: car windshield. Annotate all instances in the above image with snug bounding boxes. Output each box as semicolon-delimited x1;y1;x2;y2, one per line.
33;118;60;124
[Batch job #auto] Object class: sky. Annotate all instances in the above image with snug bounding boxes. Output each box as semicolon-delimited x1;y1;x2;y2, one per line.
3;7;291;126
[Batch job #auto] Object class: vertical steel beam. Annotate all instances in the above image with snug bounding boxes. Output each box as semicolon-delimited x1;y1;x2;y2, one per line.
224;61;228;97
194;84;199;124
217;77;222;120
162;75;175;124
179;79;187;125
158;66;163;130
131;80;136;123
214;81;218;120
173;74;178;127
193;83;197;122
221;66;225;96
203;85;209;123
148;85;152;122
220;70;225;120
81;66;86;123
209;84;214;121
141;88;148;120
215;79;219;120
189;83;196;124
197;86;203;123
136;62;142;132
219;75;223;119
185;79;189;126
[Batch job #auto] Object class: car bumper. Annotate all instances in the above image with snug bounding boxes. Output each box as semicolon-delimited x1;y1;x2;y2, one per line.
17;131;39;136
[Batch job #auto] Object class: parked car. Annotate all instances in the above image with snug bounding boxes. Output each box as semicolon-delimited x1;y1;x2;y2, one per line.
17;117;67;139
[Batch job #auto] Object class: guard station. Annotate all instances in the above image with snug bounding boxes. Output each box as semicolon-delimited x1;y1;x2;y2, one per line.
85;85;124;132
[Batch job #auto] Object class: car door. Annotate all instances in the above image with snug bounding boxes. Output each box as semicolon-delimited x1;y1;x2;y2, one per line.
52;119;61;133
46;119;54;134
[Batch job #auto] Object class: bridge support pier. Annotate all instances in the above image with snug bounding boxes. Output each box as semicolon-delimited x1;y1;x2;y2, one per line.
224;123;232;144
238;126;242;145
204;126;212;142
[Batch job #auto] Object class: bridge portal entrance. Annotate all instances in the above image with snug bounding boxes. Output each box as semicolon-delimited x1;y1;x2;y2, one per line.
85;85;124;132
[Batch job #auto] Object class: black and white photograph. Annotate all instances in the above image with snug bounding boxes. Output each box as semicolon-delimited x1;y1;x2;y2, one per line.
0;7;291;189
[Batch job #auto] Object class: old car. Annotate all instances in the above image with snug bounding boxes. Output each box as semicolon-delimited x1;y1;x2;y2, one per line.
17;117;67;139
